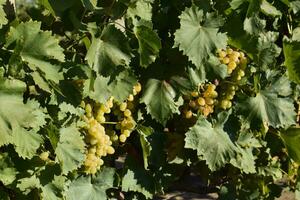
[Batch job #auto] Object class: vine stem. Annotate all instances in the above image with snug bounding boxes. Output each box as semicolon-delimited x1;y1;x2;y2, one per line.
297;100;300;125
101;121;118;125
108;21;135;35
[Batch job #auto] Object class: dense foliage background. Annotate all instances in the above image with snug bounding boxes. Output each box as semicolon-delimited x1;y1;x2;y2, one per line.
1;0;300;199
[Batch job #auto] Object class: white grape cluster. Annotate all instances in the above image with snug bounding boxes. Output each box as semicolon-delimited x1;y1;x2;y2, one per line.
83;101;115;174
217;48;247;110
182;83;218;118
81;82;142;174
115;82;141;143
218;48;246;77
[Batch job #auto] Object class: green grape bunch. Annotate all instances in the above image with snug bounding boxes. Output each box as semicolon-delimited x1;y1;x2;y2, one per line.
181;83;218;118
82;101;115;174
114;82;141;143
80;82;142;174
217;47;248;110
218;47;247;76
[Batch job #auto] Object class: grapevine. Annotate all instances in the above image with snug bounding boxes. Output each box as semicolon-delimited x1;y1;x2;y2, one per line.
0;1;299;199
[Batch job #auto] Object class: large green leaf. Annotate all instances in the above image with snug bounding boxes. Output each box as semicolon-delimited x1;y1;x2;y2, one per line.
232;147;256;174
41;176;66;200
55;125;85;174
267;74;292;96
66;168;115;200
6;21;64;62
108;71;137;102
292;27;300;41
243;14;266;35
260;0;282;17
127;0;154;21
141;79;180;125
185;113;237;171
0;78;45;158
290;1;300;14
283;40;300;84
174;6;227;68
0;0;7;28
280;127;300;163
6;21;64;85
134;24;161;68
238;90;296;128
17;175;41;195
84;75;111;104
0;153;17;186
255;32;281;68
230;132;261;174
86;25;132;75
13;127;44;159
122;157;154;199
186;56;227;84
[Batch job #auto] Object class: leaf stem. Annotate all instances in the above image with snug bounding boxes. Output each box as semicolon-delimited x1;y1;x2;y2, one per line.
108;21;135;35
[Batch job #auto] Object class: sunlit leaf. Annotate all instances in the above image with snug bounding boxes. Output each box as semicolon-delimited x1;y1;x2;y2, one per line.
174;6;227;67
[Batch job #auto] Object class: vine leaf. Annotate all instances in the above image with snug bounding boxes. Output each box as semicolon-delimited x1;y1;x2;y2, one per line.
17;175;41;195
134;24;161;68
280;127;300;164
244;14;266;35
6;21;64;89
292;27;300;41
260;0;282;17
86;25;132;75
186;56;227;85
283;40;300;84
66;168;115;200
231;132;261;174
41;175;67;200
0;0;7;28
0;153;17;186
38;0;56;16
185;113;237;171
141;79;180;126
174;6;227;68
108;71;137;102
290;1;300;14
267;73;292;97
255;32;281;68
137;125;153;169
13;127;44;159
58;102;83;121
55;125;85;175
122;157;154;199
127;0;154;21
0;78;45;158
238;90;296;128
86;75;111;104
6;20;64;63
81;0;97;10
